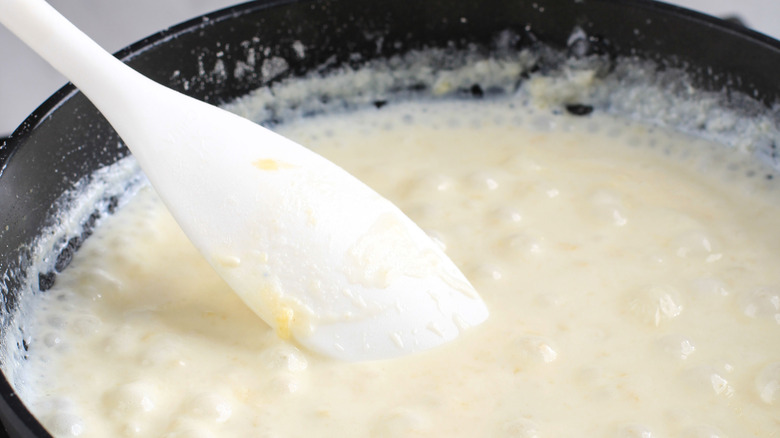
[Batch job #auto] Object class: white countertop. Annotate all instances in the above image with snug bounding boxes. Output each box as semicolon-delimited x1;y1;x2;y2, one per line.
1;0;779;135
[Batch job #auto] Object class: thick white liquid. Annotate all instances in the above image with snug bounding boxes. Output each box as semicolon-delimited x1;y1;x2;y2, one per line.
21;98;780;437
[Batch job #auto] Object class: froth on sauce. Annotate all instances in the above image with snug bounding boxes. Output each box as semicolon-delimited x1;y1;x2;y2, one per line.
21;98;780;437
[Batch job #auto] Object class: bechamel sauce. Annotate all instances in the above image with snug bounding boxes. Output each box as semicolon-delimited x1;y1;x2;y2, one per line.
17;97;780;437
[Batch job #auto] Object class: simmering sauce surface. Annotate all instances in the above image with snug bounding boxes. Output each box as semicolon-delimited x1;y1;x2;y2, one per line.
23;99;780;437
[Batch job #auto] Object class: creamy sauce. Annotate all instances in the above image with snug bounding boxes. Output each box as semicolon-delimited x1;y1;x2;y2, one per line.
20;98;780;437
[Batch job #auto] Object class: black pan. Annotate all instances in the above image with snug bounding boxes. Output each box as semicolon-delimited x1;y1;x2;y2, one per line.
1;0;778;436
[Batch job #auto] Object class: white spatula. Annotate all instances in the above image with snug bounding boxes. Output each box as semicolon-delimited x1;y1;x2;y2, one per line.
0;0;489;361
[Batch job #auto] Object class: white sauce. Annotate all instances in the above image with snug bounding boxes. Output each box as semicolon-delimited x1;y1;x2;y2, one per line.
15;95;780;437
